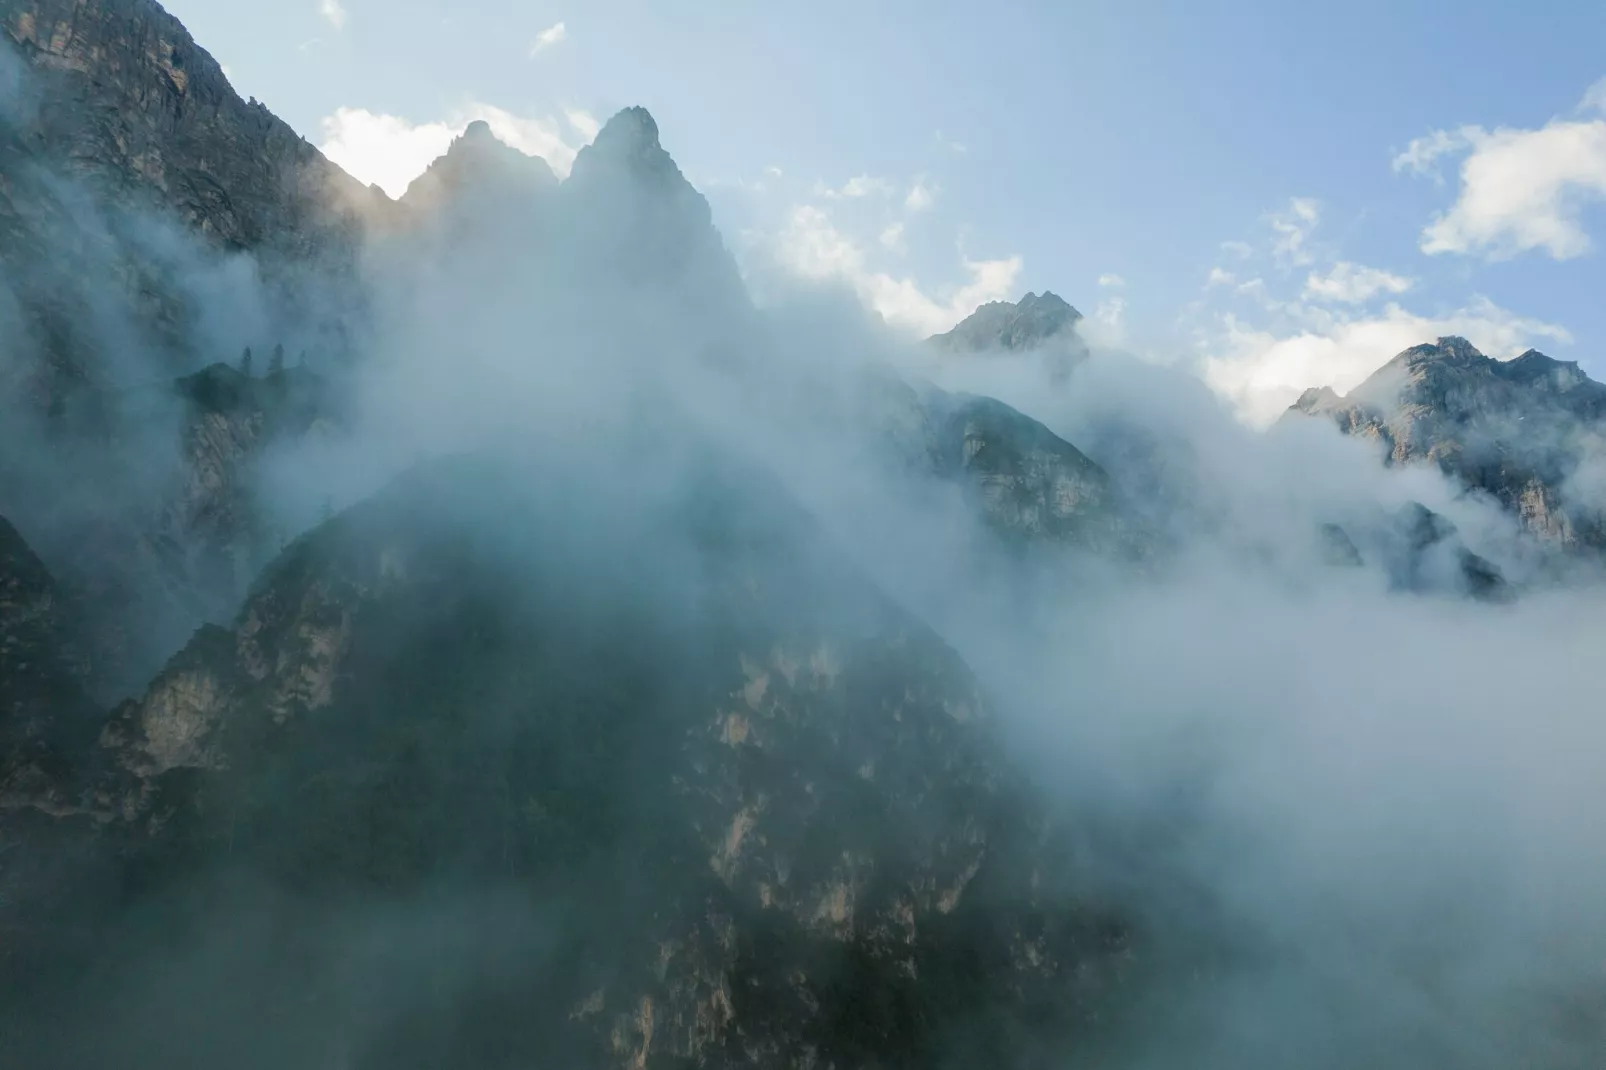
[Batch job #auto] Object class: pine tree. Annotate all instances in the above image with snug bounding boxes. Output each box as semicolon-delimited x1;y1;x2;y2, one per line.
239;346;253;376
268;343;285;376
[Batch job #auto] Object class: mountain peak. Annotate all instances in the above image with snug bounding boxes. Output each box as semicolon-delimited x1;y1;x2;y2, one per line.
568;105;684;188
595;106;661;151
928;291;1085;355
399;119;557;208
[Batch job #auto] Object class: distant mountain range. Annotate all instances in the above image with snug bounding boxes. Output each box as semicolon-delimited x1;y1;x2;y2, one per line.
1;1;1603;1066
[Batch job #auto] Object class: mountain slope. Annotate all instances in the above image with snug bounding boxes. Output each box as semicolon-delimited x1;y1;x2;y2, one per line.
1287;337;1606;554
0;0;378;412
2;448;1130;1068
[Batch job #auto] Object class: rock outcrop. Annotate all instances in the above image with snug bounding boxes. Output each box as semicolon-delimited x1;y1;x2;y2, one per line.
1288;337;1606;555
924;390;1131;551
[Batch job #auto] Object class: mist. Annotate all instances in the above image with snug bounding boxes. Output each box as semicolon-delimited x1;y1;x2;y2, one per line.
5;58;1606;1066
246;117;1606;1065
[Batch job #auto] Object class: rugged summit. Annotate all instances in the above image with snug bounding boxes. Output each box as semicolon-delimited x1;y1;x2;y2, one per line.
0;0;376;424
1;0;372;252
1288;337;1606;554
929;292;1085;355
398;119;558;212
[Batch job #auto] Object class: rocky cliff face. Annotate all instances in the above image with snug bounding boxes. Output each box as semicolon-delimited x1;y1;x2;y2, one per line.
1;0;372;251
0;513;97;810
923;391;1131;552
2;449;1130;1068
1288;337;1606;555
0;0;377;411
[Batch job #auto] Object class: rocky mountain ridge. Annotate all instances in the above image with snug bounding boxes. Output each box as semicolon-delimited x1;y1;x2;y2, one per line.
1289;336;1606;555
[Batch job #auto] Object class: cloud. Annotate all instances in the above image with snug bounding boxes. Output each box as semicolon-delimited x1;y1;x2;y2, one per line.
1201;296;1572;425
1303;261;1413;304
318;0;347;31
1412;119;1606;260
1220;239;1253;260
564;108;600;142
773;204;1020;335
905;178;937;213
529;21;566;55
1093;295;1126;331
933;129;968;155
764;165;784;179
1206;266;1237;288
1400;82;1606;260
1097;273;1125;288
1268;197;1320;265
319;105;585;198
1391;127;1476;179
1582;76;1606;115
814;174;895;200
878;222;906;252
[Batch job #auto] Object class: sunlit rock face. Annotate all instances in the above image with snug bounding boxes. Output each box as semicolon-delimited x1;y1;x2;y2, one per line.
2;448;1130;1068
1288;337;1606;555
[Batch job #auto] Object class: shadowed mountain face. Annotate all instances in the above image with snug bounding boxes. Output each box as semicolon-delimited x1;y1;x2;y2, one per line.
0;0;376;412
7;1;1606;1066
1289;337;1606;555
0;448;1130;1069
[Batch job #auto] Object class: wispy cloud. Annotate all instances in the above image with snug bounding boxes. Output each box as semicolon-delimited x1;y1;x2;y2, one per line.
905;177;937;213
773;204;1020;335
564;107;600;142
1268;197;1321;265
814;175;895;199
318;0;347;31
1097;273;1126;288
530;21;567;56
1303;261;1413;304
319;104;586;197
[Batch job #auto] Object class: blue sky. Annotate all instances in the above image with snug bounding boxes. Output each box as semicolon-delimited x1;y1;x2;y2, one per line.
167;0;1606;421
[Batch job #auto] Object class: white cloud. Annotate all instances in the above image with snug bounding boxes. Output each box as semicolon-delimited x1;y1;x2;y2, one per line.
764;165;784;179
530;21;566;55
1391;127;1476;179
319;104;585;198
774;204;1020;336
905;178;937;213
1097;273;1126;288
814;174;895;199
1201;297;1572;426
1582;76;1606;115
1094;296;1127;330
1407;117;1606;260
1220;239;1253;260
934;129;968;155
879;222;906;252
318;0;347;30
1303;261;1414;304
1268;197;1320;265
564;108;600;142
1206;266;1237;288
